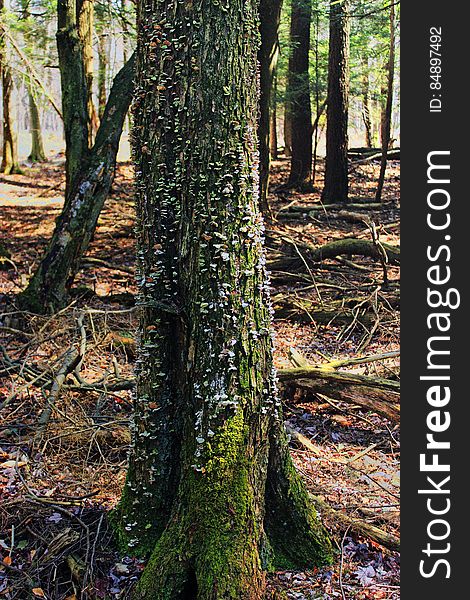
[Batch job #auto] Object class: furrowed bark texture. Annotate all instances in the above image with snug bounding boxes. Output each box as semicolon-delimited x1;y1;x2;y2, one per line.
18;55;135;314
286;0;312;189
114;0;332;597
322;0;350;204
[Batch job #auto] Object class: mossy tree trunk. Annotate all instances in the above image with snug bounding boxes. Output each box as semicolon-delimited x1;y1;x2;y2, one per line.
57;0;90;194
321;0;350;204
286;0;313;190
18;0;135;314
114;0;332;597
258;0;283;216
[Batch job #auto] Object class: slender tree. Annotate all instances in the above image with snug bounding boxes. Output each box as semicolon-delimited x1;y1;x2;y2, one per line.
21;0;47;162
113;0;332;596
258;0;283;215
375;1;395;201
286;0;312;189
0;0;21;174
361;55;372;148
269;76;278;160
78;0;99;142
18;0;135;313
321;0;350;204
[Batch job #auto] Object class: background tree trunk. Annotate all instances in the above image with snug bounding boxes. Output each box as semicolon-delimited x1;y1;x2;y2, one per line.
321;0;350;204
270;76;278;160
361;55;372;148
258;0;283;216
27;89;47;162
57;0;89;194
286;0;312;190
114;0;332;596
0;0;21;175
283;101;292;156
375;2;395;202
77;0;98;142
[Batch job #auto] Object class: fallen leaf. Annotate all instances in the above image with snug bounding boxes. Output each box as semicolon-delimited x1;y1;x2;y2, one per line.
32;588;46;598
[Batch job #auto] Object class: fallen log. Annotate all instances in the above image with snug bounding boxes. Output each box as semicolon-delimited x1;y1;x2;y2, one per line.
288;237;400;266
272;293;399;326
279;367;400;423
311;494;400;552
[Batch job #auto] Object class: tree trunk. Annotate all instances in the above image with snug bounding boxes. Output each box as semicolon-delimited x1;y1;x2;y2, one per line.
269;77;278;160
18;55;135;314
28;89;47;162
375;2;395;202
21;0;47;163
284;102;292;157
258;0;282;217
57;0;90;194
286;0;312;190
97;31;108;119
0;0;21;175
113;0;332;596
321;0;350;204
361;56;372;148
77;0;98;143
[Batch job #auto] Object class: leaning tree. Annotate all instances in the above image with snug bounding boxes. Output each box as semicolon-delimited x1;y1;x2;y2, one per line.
18;0;134;314
113;0;332;597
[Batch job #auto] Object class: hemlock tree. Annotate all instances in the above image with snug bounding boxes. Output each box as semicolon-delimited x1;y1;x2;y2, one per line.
321;0;350;204
113;0;332;596
286;0;313;189
18;0;135;314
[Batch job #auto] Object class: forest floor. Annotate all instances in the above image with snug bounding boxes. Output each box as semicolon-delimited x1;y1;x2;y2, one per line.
0;156;400;600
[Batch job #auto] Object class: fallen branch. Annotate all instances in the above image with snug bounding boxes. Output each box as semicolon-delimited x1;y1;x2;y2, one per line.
36;347;80;434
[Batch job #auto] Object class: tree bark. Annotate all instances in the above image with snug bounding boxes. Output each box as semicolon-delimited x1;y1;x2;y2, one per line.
375;3;395;202
286;0;312;190
18;55;135;314
258;0;283;216
321;0;350;204
113;0;332;596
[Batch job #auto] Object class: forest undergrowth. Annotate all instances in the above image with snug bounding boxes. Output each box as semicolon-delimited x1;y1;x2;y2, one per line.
0;156;400;600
